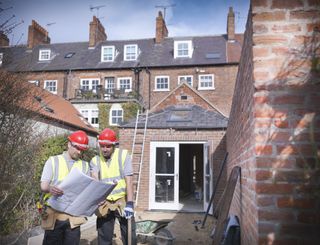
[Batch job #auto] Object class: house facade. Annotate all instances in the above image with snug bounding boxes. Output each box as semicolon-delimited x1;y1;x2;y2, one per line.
0;8;243;211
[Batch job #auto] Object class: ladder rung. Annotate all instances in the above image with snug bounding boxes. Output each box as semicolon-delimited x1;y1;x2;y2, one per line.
131;110;149;206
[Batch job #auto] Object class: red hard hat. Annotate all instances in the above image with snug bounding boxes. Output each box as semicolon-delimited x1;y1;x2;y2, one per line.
68;130;89;151
98;128;118;145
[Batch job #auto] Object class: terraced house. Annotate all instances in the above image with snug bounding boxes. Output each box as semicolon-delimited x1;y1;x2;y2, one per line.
0;8;243;211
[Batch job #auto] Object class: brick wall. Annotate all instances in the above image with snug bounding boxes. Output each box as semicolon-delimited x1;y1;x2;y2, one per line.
26;64;238;116
227;0;320;244
141;65;238;115
227;7;257;244
119;128;227;210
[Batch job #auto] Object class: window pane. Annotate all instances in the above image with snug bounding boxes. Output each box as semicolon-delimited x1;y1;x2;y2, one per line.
81;110;89;121
110;109;123;125
200;75;213;88
81;80;89;90
125;45;137;60
105;77;115;94
45;80;56;93
178;43;188;56
179;76;192;86
119;79;130;90
156;77;168;90
103;47;114;61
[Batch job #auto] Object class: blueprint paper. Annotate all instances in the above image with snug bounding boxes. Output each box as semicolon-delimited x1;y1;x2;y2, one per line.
48;168;115;216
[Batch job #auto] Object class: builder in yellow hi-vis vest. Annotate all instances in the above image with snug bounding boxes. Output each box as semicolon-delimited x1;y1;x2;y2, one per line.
40;130;90;245
90;128;136;245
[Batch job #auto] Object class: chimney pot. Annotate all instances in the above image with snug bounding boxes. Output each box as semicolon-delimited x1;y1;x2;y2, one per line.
227;6;235;41
0;32;10;47
155;11;168;44
27;20;50;49
89;16;107;47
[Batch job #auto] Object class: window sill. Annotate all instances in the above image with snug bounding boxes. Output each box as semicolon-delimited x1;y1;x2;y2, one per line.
154;89;170;92
197;87;215;91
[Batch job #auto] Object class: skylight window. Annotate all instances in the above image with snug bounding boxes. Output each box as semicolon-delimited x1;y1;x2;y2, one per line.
168;109;192;122
65;52;75;58
206;53;221;59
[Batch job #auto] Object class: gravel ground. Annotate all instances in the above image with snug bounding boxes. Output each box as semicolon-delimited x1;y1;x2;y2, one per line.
80;211;215;245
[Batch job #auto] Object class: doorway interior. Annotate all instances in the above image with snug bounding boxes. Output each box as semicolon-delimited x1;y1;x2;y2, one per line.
179;143;204;212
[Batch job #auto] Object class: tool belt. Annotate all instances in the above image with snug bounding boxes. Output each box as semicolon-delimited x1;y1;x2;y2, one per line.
41;207;87;230
96;197;126;218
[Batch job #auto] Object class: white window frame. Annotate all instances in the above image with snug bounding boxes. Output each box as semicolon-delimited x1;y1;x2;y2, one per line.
0;53;3;65
117;77;132;92
39;49;51;61
124;44;138;61
198;74;215;90
80;78;100;92
155;76;170;91
109;104;123;126
178;75;193;86
28;80;40;86
44;80;57;94
174;40;193;58
101;46;116;62
80;109;99;127
105;77;115;94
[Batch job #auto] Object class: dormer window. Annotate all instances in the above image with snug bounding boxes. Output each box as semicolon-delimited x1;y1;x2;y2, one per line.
124;44;138;61
101;46;116;62
174;40;193;58
39;49;51;61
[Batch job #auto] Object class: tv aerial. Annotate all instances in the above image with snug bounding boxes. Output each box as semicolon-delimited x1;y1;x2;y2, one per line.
46;22;56;27
90;5;106;18
155;4;176;21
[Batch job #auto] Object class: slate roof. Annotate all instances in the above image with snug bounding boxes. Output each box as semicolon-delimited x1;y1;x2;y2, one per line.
120;105;228;129
0;35;237;72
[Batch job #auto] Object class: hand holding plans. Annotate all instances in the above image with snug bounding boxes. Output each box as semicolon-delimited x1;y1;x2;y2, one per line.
48;168;116;216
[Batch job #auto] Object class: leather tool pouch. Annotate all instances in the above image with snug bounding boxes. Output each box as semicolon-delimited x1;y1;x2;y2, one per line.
69;216;87;229
41;207;56;230
96;197;126;217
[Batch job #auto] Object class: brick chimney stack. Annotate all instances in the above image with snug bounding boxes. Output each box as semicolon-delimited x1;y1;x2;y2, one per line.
155;11;168;44
27;20;50;49
89;16;107;47
0;32;9;47
227;7;235;41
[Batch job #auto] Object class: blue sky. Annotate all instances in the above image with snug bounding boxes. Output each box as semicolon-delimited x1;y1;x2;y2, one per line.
0;0;250;45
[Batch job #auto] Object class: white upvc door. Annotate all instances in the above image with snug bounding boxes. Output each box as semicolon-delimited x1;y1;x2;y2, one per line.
203;142;213;214
149;142;179;210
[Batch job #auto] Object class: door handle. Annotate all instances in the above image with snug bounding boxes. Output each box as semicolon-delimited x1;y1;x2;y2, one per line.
176;173;179;180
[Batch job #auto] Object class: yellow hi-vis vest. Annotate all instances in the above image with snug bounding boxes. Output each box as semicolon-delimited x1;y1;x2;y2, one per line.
44;154;89;201
91;148;128;201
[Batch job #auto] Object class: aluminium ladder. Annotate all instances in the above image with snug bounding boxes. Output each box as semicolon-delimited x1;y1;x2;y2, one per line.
131;110;148;206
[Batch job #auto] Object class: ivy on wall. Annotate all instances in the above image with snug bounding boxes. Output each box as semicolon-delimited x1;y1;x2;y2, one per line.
122;102;140;123
98;102;141;135
98;103;111;131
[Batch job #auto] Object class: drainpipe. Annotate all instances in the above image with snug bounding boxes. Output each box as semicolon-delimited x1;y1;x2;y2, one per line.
63;70;70;99
132;67;142;100
145;67;151;109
